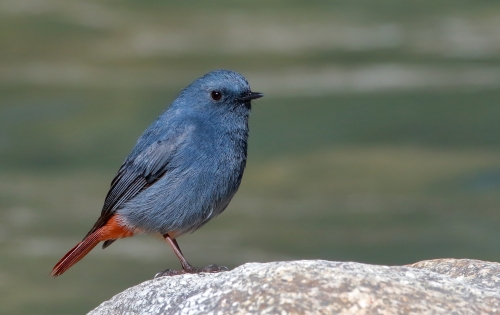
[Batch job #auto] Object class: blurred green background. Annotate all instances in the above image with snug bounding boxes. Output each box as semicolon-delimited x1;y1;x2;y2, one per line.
2;0;500;313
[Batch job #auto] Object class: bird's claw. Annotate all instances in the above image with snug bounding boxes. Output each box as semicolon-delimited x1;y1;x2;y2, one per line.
154;269;186;278
154;264;229;278
202;264;228;273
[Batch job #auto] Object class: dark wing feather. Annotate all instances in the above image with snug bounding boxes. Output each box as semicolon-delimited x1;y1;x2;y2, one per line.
84;138;182;239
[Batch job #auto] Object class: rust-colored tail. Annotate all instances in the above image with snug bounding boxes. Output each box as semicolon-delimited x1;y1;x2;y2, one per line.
50;231;102;276
51;215;135;277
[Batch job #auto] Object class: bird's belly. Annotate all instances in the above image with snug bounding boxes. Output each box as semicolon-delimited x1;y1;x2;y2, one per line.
117;160;243;236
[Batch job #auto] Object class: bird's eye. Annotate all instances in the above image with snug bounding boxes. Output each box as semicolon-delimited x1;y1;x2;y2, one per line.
211;91;222;101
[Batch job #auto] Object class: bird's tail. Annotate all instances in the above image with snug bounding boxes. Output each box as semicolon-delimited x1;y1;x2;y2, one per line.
50;215;135;277
50;232;102;277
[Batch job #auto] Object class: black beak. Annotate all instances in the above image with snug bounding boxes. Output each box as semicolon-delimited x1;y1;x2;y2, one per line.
237;92;264;102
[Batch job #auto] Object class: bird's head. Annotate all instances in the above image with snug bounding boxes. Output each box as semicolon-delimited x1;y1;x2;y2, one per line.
175;70;263;116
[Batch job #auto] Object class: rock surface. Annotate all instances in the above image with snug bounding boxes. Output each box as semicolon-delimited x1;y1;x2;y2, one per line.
408;258;500;290
88;259;500;315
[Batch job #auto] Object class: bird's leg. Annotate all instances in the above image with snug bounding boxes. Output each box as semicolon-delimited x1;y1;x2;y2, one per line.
154;233;228;278
165;234;197;272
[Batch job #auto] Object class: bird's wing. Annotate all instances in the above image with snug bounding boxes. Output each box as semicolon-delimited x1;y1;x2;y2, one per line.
84;135;186;238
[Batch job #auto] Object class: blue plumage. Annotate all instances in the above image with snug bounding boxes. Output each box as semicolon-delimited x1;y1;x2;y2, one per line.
116;70;258;235
51;69;263;276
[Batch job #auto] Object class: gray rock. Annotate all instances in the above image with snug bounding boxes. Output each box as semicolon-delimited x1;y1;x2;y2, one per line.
408;258;500;290
88;259;500;315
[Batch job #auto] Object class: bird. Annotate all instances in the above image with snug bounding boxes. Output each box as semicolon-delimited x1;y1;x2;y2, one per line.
51;69;263;277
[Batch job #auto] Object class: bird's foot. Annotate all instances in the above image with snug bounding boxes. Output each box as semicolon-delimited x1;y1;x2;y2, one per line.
154;269;186;278
154;264;228;278
201;264;228;273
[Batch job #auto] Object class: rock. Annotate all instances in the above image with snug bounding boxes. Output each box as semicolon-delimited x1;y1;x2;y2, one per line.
408;258;500;290
88;259;500;315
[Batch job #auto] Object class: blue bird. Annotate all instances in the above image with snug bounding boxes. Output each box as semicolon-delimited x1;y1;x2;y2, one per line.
51;70;263;277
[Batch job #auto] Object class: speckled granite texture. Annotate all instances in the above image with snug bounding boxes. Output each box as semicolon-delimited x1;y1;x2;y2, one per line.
408;258;500;291
88;259;500;315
